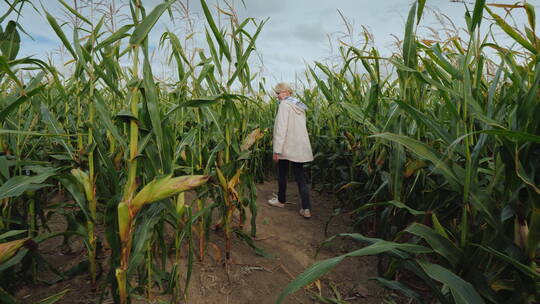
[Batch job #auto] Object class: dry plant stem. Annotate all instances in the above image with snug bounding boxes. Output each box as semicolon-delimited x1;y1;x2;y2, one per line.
278;263;296;280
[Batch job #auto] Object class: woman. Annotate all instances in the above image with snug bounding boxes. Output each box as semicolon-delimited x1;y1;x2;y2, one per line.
267;82;314;219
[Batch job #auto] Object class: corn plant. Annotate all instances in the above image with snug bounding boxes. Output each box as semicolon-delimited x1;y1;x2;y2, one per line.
279;1;540;303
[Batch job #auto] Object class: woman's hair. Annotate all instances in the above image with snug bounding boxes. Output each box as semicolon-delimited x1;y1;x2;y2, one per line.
273;82;293;94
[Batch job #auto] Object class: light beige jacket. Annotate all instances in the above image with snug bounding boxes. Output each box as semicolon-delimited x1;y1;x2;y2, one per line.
273;98;314;163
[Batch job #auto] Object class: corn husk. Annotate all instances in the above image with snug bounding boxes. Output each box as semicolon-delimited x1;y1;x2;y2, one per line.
131;175;209;213
404;159;427;177
176;192;186;217
525;207;540;259
0;238;28;264
117;202;130;243
228;167;243;201
240;128;264;151
71;168;93;201
215;167;228;190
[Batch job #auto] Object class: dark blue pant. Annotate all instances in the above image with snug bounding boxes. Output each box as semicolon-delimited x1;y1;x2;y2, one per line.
278;160;311;209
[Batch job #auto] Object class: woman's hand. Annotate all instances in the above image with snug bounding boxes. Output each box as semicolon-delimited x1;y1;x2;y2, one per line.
273;153;279;163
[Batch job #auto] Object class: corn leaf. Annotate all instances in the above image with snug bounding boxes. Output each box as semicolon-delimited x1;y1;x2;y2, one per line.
200;0;231;62
485;6;537;54
44;10;77;59
0;169;57;200
0;20;20;60
403;1;417;68
371;133;461;189
277;240;431;303
35;289;70;304
142;55;164;154
130;1;174;46
405;223;462;267
475;244;539;279
417;261;485;304
470;0;486;32
416;0;426;25
0;54;22;87
0;83;44;123
370;277;422;302
40;103;74;158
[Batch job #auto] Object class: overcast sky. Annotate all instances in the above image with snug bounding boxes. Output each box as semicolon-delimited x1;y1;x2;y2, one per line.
2;0;539;86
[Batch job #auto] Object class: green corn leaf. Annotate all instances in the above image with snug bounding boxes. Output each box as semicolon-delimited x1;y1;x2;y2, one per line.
416;0;426;25
173;128;198;163
371;133;461;189
162;31;191;73
474;244;539;279
184;207;194;295
205;29;222;76
56;175;94;224
0;169;57;200
180;93;243;108
227;18;267;87
369;277;422;302
200;0;231;62
142;55;164;153
58;0;91;25
0;83;44;123
44;10;77;59
403;1;417;68
485;6;537;54
96;24;133;50
470;0;486;32
130;1;174;46
94;92;127;148
40;103;74;158
394;99;454;145
0;20;20;60
0;155;10;179
276;255;347;304
429;44;462;79
92;15;106;40
0;230;26;240
0;0;22;24
93;61;124;98
353;200;426;216
431;213;449;238
479;129;540;144
35;289;70;304
405;223;462;267
309;66;333;100
128;204;164;275
0;129;75;137
277;240;431;303
341;102;379;133
418;261;485;304
0;54;22;88
524;3;536;33
233;228;274;258
71;28;87;67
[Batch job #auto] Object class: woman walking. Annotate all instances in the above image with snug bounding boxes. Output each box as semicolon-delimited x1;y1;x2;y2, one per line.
267;83;314;219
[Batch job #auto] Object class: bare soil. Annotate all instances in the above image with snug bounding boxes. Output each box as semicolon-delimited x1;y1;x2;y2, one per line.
14;180;383;304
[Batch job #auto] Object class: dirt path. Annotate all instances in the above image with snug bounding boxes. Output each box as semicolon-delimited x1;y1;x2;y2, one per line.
181;180;382;304
14;181;382;304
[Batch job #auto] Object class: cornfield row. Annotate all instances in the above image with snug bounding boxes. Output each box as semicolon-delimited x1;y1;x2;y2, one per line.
0;0;539;303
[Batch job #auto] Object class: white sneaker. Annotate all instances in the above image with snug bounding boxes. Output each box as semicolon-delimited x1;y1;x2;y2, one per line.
271;192;294;204
299;209;312;219
267;196;285;208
